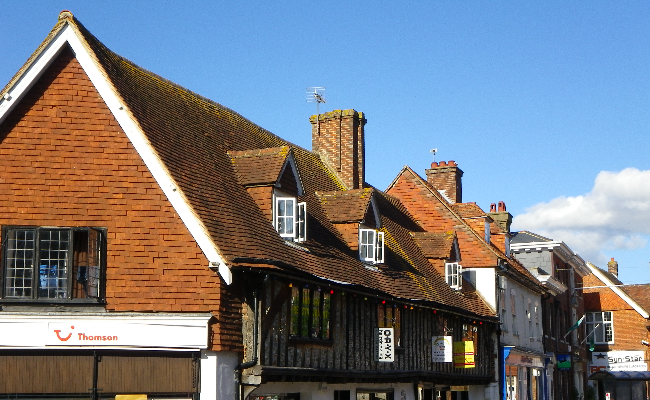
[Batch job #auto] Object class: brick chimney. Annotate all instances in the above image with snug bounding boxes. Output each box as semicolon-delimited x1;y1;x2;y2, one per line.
488;201;513;233
607;257;619;277
311;110;366;190
425;161;463;203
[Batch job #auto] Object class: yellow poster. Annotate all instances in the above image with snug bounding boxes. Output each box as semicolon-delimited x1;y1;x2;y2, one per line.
453;341;475;368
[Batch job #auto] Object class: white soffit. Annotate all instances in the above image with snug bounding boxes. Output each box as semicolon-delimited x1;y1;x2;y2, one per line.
0;23;231;284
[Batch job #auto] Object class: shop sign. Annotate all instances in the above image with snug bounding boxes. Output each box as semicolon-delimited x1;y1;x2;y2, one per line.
556;353;571;371
432;336;452;362
375;327;394;362
453;341;475;368
0;314;211;349
505;352;545;368
590;351;647;373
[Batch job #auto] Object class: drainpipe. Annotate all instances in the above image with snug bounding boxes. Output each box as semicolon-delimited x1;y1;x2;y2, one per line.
236;288;260;400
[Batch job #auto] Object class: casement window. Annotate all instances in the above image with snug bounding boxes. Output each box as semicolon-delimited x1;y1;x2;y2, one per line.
445;262;462;290
377;303;401;347
2;226;105;302
290;285;331;339
274;196;307;242
359;228;384;263
586;311;614;344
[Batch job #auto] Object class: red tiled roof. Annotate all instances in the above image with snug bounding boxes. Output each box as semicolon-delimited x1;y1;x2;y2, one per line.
3;15;497;319
228;146;291;186
622;284;650;313
316;188;374;223
411;231;456;259
452;203;486;219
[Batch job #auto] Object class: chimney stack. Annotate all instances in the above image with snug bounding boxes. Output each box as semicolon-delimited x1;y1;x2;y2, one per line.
488;201;513;233
311;109;366;190
425;160;463;203
607;257;619;277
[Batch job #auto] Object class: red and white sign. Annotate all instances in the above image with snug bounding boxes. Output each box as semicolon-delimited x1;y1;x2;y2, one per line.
0;314;211;349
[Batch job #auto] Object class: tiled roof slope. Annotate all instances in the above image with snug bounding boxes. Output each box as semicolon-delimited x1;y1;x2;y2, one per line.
228;147;292;187
452;203;487;219
317;188;374;223
387;166;544;294
411;232;456;259
622;285;650;314
14;15;496;318
510;230;553;244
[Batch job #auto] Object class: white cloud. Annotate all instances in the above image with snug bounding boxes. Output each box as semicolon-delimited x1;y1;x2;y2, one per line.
512;168;650;264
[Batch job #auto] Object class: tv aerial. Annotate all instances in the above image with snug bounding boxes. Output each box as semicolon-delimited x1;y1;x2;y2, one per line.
430;148;438;162
306;87;326;116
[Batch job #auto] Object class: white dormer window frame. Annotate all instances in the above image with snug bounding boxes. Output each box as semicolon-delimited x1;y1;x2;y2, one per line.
274;194;306;242
359;228;384;264
445;262;462;290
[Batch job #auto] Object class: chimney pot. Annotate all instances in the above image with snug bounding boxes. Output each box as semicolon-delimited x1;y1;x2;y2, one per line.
449;160;457;166
498;201;506;212
490;203;497;213
439;161;447;167
431;162;438;167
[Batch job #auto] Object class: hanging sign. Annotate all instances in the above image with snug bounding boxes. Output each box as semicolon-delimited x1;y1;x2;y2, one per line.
556;353;571;371
453;341;475;368
375;328;395;362
432;336;452;362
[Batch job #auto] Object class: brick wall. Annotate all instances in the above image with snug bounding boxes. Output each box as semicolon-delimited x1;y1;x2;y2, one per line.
0;46;241;352
387;170;497;268
425;161;463;203
310;110;365;190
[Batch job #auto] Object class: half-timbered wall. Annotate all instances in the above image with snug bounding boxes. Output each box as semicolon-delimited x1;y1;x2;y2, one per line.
254;278;495;385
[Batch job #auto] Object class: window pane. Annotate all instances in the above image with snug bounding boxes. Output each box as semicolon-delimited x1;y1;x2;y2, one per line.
311;290;321;338
322;292;330;339
5;229;35;298
38;230;70;299
301;287;310;337
290;286;300;335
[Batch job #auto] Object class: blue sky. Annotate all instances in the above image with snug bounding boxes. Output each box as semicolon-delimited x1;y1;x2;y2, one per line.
2;1;649;283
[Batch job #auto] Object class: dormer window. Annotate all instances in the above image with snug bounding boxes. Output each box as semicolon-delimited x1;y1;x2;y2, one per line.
359;228;384;263
274;196;306;242
445;262;462;290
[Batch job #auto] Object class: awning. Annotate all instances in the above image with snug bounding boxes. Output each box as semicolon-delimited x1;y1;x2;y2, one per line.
589;371;650;381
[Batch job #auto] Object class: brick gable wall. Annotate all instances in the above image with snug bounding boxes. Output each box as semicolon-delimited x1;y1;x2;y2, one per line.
387;171;497;267
0;47;241;352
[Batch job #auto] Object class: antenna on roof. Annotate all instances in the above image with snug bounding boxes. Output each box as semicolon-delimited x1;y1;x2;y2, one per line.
430;148;438;162
307;87;326;136
306;87;326;115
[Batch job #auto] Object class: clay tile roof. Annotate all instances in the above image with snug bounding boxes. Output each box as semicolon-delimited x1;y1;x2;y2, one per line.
228;146;290;186
316;188;374;223
622;284;650;313
411;231;455;259
9;15;498;319
452;202;486;218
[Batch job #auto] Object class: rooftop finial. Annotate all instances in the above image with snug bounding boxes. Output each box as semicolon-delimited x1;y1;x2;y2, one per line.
59;10;73;21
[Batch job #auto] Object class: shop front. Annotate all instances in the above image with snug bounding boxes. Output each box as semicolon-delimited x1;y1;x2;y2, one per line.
0;313;214;399
503;348;545;400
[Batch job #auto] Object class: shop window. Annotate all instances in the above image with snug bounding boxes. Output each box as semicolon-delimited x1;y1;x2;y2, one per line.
290;285;331;339
2;226;105;302
377;303;401;346
357;391;394;400
586;311;614;344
